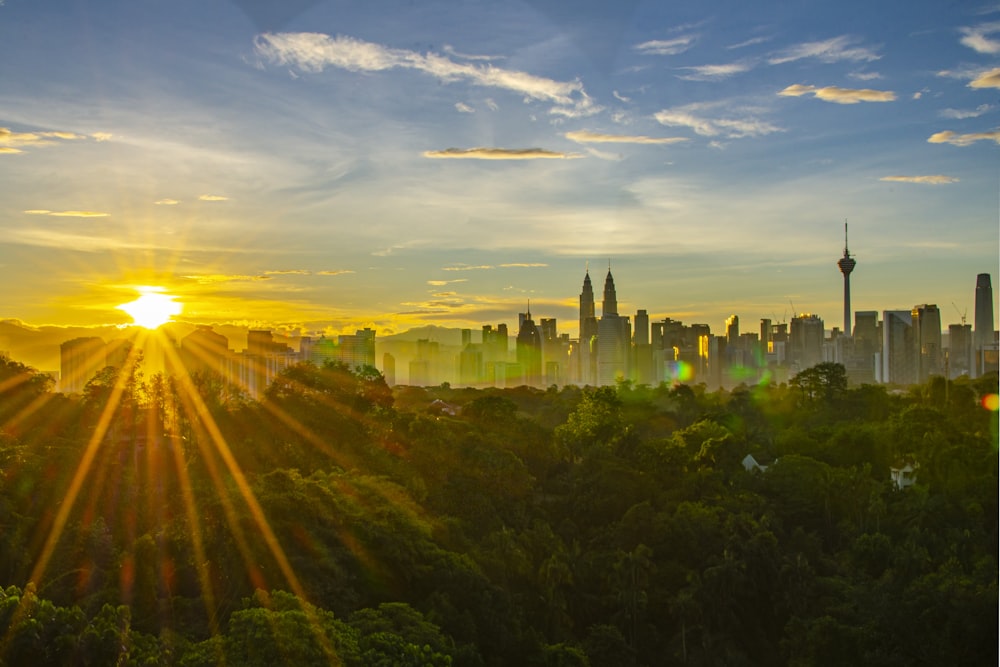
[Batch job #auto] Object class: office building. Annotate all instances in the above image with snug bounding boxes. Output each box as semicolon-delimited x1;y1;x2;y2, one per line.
911;304;942;382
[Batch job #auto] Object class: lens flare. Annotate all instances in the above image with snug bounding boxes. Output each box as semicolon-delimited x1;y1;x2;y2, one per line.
982;394;999;412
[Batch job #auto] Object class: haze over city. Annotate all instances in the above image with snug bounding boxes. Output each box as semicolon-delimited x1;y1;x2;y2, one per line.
1;0;998;339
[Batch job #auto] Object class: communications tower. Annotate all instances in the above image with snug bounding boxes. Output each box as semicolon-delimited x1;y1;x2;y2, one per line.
837;222;857;335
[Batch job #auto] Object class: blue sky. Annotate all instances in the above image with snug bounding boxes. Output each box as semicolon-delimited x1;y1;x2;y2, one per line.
1;0;997;338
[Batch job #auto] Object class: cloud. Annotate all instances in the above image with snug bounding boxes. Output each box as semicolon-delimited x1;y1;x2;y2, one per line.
613;90;631;103
676;62;752;80
879;175;959;184
634;35;697;56
653;104;782;138
198;194;229;201
960;22;1000;54
940;104;994;119
423;147;582;159
427;279;468;286
154;198;180;205
927;129;1000;146
499;263;548;268
255;32;598;117
442;265;494;271
454;102;474;113
969;67;1000;88
0;127;85;152
727;36;771;50
315;269;354;276
485;98;498;111
441;44;503;61
564;130;689;145
848;71;882;81
91;132;113;142
182;274;271;284
263;269;311;275
778;84;896;104
24;209;109;217
769;35;880;65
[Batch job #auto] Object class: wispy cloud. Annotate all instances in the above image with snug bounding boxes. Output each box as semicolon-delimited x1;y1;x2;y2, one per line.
442;264;494;271
154;198;180;205
848;71;882;81
441;44;503;61
423;147;582;159
91;132;112;142
778;84;896;104
454;102;474;113
959;21;1000;54
255;32;598;117
727;36;771;50
676;62;752;81
198;194;229;201
499;263;548;268
316;269;354;276
940;104;994;119
768;35;880;65
879;175;959;184
927;129;1000;146
634;35;697;56
24;209;109;218
564;130;689;145
969;67;1000;88
1;127;85;153
263;269;311;275
182;274;271;284
653;103;782;138
427;279;468;286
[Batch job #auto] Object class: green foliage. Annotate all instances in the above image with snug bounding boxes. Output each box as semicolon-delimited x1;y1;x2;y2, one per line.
0;357;996;666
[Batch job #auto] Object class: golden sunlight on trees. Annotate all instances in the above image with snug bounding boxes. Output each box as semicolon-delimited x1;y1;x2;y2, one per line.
0;356;996;665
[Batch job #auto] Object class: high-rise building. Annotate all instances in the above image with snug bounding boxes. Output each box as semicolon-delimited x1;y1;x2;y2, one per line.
911;304;942;381
948;323;973;379
602;266;618;318
178;325;230;376
577;270;598;385
516;303;542;386
882;310;914;385
382;352;396;386
974;273;995;376
60;336;107;394
596;268;629;385
633;309;652;385
837;222;857;335
339;328;376;370
789;314;824;371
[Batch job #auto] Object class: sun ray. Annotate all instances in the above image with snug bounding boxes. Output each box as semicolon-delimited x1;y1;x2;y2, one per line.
159;343;341;663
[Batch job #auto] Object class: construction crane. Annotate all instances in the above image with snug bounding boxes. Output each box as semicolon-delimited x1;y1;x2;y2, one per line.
952;302;967;326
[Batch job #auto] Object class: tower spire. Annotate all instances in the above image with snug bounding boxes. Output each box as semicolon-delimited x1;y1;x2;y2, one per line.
837;220;857;336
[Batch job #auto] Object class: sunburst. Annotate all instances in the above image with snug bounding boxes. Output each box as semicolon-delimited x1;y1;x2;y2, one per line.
118;287;182;329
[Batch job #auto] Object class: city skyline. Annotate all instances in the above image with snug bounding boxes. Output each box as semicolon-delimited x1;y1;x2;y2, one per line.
1;0;998;338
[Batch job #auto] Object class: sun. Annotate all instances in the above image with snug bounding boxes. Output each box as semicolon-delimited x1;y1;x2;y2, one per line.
118;287;182;329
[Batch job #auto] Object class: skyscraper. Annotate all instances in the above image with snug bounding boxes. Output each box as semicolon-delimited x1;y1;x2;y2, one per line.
837;222;857;336
911;304;942;381
602;266;618;317
516;302;542;386
597;267;629;385
974;273;995;376
578;269;598;385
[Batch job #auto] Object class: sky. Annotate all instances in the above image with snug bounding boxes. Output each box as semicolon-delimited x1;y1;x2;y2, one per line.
1;0;998;341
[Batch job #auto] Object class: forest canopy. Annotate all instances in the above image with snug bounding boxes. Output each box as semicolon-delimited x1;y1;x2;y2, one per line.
0;354;997;666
